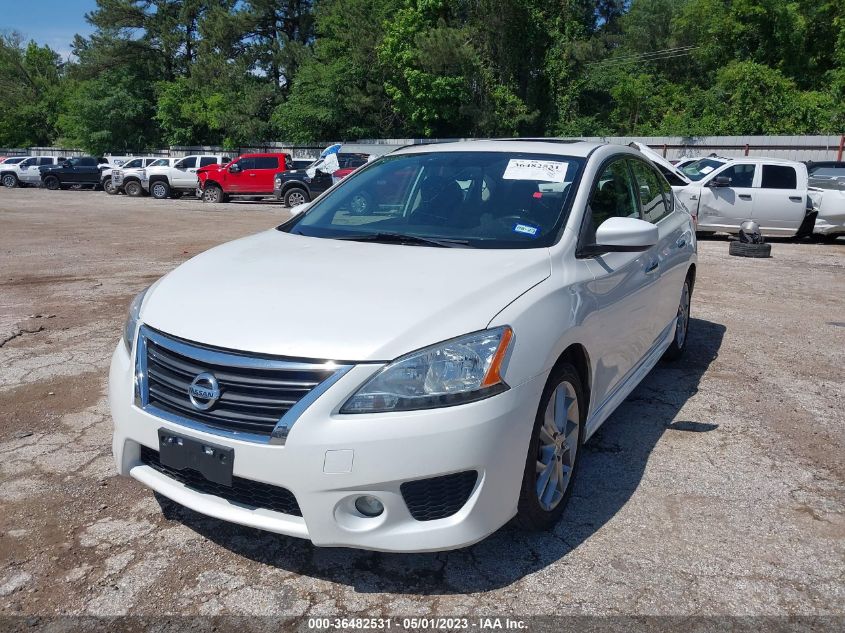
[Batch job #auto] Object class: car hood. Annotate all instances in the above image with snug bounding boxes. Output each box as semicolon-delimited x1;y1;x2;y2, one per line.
140;230;551;361
197;164;223;173
630;142;691;185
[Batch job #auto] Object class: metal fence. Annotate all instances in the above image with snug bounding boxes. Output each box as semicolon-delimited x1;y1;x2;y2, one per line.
3;135;844;162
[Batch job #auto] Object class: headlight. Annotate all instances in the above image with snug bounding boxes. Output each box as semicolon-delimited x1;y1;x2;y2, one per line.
341;326;514;414
122;287;149;352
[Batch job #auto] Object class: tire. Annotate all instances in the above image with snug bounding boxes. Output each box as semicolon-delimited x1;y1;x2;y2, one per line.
349;191;373;215
516;363;585;531
103;177;117;195
283;187;309;208
150;180;170;199
124;180;143;197
2;173;19;188
44;176;60;190
729;241;771;258
662;276;692;361
202;184;225;203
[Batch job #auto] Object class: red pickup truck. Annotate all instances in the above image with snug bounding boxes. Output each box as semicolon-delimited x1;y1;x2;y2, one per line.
198;152;292;203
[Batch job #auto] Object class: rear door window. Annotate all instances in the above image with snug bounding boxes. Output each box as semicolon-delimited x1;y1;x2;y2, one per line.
760;165;797;189
199;157;218;167
254;157;279;169
178;157;197;169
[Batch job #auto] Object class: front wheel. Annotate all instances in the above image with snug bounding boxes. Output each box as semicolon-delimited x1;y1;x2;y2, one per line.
202;184;225;203
123;180;143;197
2;173;19;188
44;176;60;190
517;364;585;531
662;277;692;361
283;187;309;208
103;177;117;195
150;181;170;199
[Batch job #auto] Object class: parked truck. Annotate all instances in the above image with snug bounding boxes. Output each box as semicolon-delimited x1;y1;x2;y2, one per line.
141;155;230;199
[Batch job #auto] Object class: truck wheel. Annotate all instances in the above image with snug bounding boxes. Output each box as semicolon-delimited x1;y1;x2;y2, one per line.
150;181;170;199
202;184;225;203
2;173;19;188
729;241;771;258
103;177;117;195
283;187;309;208
124;181;143;197
44;176;60;190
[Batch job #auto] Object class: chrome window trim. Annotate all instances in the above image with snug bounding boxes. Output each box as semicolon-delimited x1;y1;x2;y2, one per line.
133;324;352;445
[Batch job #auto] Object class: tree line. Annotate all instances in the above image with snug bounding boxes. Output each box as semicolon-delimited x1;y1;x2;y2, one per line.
1;0;843;154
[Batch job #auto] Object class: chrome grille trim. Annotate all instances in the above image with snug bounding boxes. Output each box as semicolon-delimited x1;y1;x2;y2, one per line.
134;325;352;445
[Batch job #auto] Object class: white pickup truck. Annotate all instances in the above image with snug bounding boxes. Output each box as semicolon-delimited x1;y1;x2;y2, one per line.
141;154;230;199
1;156;62;188
635;144;817;238
102;157;161;194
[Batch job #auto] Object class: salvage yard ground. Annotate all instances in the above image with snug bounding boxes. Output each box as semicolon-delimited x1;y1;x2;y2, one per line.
0;189;843;616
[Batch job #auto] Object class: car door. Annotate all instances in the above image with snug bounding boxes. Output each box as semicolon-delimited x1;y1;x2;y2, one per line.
173;156;198;189
696;163;756;230
227;157;255;193
252;156;278;192
752;164;806;233
629;158;691;338
310;159;334;195
580;157;657;406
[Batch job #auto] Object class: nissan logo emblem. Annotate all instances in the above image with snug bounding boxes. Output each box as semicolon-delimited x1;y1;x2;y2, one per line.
188;372;221;410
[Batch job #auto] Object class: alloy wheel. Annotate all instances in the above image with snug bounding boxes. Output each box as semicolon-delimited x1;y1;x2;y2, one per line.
2;174;16;188
152;183;167;198
675;282;690;348
287;191;305;207
536;381;580;511
204;187;221;203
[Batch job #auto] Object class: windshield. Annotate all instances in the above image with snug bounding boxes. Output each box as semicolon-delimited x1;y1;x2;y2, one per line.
282;151;584;249
681;158;728;181
4;157;25;165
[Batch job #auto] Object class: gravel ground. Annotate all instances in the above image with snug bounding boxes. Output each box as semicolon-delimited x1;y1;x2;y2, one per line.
0;189;843;618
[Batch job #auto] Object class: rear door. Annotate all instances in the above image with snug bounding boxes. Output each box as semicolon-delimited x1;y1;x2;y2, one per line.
172;156;198;189
252;156;279;192
752;164;806;233
697;163;756;230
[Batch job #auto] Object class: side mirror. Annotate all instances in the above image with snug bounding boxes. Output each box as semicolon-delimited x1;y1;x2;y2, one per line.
708;176;731;188
229;163;241;173
62;161;72;168
582;216;658;255
289;202;310;216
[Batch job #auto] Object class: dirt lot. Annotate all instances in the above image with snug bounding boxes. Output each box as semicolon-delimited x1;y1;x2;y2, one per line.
0;189;843;618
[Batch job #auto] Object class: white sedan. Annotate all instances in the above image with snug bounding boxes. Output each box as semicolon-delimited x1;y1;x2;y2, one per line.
110;140;697;552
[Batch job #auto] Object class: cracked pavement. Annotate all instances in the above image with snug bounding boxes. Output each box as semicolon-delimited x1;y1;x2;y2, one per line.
0;189;843;617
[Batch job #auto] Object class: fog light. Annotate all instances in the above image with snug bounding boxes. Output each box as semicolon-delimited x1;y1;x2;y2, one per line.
354;495;384;517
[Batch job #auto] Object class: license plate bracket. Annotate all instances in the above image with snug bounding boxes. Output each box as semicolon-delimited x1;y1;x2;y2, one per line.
158;429;234;487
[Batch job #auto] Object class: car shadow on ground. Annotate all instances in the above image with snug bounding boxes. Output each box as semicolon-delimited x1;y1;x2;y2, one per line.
157;317;726;593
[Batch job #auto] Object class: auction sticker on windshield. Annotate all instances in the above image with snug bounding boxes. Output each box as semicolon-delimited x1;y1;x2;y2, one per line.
503;159;569;183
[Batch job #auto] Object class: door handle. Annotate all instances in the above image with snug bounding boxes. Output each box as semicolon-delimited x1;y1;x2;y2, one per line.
739;194;752;200
676;238;687;248
645;260;659;274
689;195;698;201
789;196;802;202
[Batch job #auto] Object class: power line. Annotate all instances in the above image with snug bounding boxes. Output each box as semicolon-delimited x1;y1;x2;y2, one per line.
587;46;700;66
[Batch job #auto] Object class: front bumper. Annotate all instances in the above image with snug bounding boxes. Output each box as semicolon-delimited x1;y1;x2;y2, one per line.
109;342;544;552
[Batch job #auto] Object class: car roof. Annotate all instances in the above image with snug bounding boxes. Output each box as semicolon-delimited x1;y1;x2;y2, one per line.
392;139;605;158
238;152;291;157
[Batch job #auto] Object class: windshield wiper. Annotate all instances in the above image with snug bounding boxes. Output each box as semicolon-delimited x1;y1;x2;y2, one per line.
332;232;471;248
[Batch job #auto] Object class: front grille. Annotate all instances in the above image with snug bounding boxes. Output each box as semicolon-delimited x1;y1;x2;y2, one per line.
140;445;302;516
141;329;335;437
400;471;478;521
